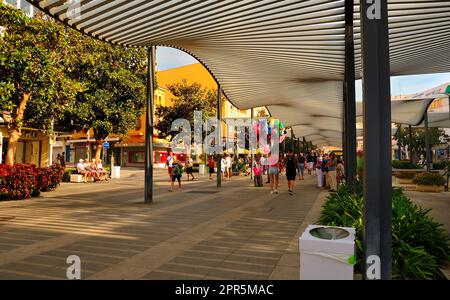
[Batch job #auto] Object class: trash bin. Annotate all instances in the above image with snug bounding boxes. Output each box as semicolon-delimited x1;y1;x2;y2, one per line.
199;164;205;175
111;166;121;179
299;225;355;280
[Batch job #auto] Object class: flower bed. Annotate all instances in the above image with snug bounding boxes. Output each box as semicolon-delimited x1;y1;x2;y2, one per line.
413;172;446;193
0;164;64;200
319;182;449;279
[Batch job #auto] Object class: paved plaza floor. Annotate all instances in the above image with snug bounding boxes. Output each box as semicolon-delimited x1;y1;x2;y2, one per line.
0;169;326;280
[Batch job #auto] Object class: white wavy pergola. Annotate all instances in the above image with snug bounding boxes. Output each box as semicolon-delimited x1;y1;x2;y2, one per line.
29;0;450;147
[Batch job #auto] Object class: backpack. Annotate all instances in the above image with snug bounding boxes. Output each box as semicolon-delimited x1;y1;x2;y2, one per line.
173;163;182;176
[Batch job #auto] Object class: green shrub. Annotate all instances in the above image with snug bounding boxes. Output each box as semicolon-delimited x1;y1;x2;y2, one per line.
433;161;450;170
395;172;415;179
62;168;77;182
413;172;446;186
319;182;449;279
392;160;420;169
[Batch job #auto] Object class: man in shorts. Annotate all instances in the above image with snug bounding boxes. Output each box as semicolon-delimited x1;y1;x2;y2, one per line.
169;159;183;192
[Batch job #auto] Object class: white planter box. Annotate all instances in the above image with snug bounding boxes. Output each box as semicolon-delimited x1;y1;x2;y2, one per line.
70;174;84;183
300;225;355;280
111;166;121;179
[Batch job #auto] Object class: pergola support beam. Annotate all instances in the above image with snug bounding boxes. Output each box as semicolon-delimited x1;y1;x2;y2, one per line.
217;85;222;188
360;0;392;280
144;46;156;204
343;0;357;185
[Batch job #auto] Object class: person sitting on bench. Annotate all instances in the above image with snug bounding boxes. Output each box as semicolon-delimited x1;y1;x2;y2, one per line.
76;159;91;183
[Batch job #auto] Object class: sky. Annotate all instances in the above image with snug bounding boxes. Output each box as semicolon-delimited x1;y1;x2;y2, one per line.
157;46;450;101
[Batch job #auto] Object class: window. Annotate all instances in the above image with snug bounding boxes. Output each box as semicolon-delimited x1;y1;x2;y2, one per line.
129;151;145;163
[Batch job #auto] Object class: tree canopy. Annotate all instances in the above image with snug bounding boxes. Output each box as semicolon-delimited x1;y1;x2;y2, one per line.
0;3;146;163
155;79;217;140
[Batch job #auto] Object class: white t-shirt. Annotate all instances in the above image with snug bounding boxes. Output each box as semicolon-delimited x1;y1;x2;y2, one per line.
76;163;85;172
167;155;173;167
221;158;226;171
225;157;232;168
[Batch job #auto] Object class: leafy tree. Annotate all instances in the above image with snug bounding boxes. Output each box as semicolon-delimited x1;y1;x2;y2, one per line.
155;79;217;140
0;4;81;165
394;124;447;161
256;108;269;118
56;33;147;161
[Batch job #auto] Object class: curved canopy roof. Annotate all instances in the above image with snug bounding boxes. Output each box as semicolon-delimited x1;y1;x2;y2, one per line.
30;0;450;147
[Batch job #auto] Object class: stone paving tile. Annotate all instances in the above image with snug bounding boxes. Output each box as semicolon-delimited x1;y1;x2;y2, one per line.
0;170;321;279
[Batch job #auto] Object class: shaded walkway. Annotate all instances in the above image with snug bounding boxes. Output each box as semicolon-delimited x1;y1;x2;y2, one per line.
0;170;322;279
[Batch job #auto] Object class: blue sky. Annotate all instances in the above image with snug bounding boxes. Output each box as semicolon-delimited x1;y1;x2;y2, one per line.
157;46;450;100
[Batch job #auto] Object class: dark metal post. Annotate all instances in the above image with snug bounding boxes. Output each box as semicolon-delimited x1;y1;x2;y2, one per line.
424;111;431;172
408;125;413;162
361;0;392;280
250;108;254;180
290;128;294;152
344;0;357;185
397;124;402;160
144;46;156;204
217;85;222;187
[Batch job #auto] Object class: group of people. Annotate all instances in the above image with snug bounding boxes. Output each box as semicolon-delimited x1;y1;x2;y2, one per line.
166;151;196;192
313;152;345;191
76;158;108;183
251;150;345;194
164;149;345;194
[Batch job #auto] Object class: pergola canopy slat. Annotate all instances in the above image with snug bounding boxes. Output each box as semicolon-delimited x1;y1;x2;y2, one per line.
30;0;450;146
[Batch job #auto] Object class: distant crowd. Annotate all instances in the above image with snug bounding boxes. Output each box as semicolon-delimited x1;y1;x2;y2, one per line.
164;149;345;194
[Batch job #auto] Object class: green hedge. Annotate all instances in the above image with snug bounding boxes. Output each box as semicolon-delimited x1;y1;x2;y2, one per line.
413;172;446;186
433;161;450;170
392;160;420;169
319;182;449;279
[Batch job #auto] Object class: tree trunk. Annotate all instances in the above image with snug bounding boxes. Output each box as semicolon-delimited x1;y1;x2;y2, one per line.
94;140;103;162
5;92;30;166
5;129;21;165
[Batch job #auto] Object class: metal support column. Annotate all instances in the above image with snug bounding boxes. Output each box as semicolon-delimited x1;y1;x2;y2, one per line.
360;0;392;280
144;46;156;204
217;85;222;188
408;125;413;162
344;0;357;185
397;124;402;160
424;111;432;172
290;128;294;152
250;108;254;180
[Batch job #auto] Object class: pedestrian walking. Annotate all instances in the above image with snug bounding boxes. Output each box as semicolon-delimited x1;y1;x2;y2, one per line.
326;153;337;191
169;159;183;192
298;153;305;180
208;155;215;180
284;150;298;195
268;152;279;194
185;155;195;181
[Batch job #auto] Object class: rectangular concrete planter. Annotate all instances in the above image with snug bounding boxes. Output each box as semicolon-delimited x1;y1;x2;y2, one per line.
396;177;414;184
415;184;445;193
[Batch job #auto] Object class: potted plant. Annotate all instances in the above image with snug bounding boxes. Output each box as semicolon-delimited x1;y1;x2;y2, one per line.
413;172;446;193
395;172;415;184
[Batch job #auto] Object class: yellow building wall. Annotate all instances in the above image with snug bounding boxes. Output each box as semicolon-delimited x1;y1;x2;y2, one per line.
0;126;50;166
